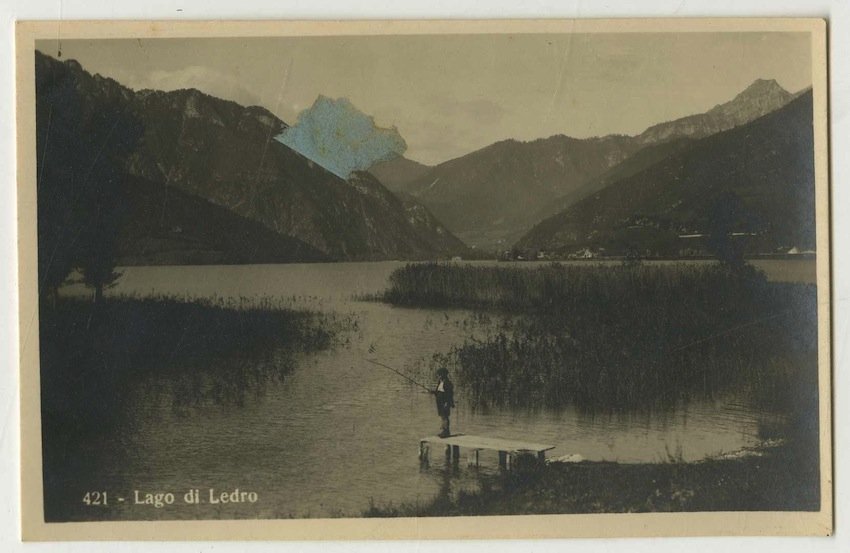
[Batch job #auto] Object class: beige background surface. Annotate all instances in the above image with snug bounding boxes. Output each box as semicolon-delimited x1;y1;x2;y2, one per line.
8;12;837;547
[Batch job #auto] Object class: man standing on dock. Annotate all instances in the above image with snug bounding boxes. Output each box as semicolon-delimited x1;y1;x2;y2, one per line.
434;367;455;437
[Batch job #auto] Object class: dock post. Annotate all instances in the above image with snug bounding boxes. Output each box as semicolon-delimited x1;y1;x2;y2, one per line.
419;435;555;470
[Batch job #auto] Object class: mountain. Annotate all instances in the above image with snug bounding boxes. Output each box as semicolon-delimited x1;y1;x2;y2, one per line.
367;156;432;194
340;171;467;257
35;51;468;262
405;134;644;249
516;91;815;257
521;137;696;246
634;79;795;145
401;79;798;250
117;177;328;265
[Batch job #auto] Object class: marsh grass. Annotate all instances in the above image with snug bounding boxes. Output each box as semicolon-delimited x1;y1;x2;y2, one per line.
364;262;820;518
39;294;346;446
380;262;817;414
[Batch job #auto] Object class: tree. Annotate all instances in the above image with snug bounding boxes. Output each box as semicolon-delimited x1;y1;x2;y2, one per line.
76;170;128;304
706;190;748;271
36;56;88;305
622;245;643;268
35;52;141;305
75;105;140;304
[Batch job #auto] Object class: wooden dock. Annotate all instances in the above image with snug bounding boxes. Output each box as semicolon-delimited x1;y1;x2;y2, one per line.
419;434;555;469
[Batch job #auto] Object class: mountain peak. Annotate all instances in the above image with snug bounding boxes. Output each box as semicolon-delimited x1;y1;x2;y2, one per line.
735;78;789;99
517;91;815;256
708;78;793;119
635;76;795;146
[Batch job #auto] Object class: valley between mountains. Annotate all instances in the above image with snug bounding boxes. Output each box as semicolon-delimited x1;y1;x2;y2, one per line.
37;51;813;264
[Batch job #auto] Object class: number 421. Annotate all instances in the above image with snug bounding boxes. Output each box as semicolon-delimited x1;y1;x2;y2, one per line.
82;491;108;506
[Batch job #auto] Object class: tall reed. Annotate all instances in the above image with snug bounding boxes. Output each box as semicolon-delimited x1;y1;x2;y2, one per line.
39;294;345;441
381;262;817;413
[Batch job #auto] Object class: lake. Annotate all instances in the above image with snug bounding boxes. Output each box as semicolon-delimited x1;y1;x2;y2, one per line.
54;259;813;519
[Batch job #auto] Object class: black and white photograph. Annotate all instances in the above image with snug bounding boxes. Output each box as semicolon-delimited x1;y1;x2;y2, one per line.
15;18;831;540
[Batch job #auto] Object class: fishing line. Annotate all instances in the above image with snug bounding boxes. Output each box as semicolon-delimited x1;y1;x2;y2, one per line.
368;308;796;385
667;308;795;354
366;358;433;393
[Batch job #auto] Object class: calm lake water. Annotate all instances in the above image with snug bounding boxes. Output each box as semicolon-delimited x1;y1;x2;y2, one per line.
56;259;813;519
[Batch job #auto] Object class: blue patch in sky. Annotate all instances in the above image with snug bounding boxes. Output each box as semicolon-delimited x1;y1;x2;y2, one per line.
276;96;407;179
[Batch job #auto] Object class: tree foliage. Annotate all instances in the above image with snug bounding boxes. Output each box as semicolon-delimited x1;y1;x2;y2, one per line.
36;55;141;304
706;190;748;271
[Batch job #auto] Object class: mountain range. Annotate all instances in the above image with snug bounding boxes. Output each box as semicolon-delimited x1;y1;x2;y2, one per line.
516;90;815;257
36;50;813;265
35;51;467;264
376;79;802;250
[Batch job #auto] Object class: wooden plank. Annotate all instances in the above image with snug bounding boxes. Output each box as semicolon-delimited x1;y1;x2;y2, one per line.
421;434;555;453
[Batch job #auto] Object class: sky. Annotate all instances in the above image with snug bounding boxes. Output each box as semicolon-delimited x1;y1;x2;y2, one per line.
37;32;812;165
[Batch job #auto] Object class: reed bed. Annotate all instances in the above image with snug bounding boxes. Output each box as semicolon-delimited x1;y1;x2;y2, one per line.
39;294;346;442
381;262;817;413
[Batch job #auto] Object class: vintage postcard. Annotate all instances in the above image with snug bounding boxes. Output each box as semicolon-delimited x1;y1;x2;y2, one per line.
16;19;831;540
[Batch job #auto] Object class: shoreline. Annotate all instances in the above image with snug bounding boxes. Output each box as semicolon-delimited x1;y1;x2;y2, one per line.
364;439;820;517
109;253;817;267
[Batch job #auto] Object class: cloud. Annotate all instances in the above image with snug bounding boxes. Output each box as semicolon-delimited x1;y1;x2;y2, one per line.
276;96;407;179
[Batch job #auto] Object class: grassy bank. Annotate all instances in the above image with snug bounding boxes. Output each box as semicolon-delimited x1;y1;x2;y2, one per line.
39;294;343;445
380;262;817;413
364;441;820;516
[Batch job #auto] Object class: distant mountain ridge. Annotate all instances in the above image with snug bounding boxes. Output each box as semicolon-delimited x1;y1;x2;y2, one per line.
402;134;643;249
635;79;796;145
391;78;801;250
367;156;432;194
516;91;815;257
35;51;468;263
117;177;329;265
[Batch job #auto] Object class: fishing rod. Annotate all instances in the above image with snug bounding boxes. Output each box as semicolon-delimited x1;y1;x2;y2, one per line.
370;309;793;392
366;358;433;393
